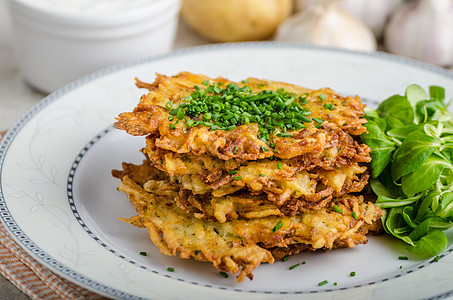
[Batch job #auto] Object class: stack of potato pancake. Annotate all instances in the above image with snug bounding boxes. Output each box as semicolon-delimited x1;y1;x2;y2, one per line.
112;72;383;282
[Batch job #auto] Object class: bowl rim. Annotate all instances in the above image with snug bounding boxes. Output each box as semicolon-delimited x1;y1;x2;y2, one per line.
7;0;181;26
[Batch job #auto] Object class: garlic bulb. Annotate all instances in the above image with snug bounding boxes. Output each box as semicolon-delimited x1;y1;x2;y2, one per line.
384;0;453;67
274;1;377;51
339;0;404;39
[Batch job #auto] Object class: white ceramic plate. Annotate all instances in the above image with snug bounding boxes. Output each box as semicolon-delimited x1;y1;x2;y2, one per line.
1;43;453;300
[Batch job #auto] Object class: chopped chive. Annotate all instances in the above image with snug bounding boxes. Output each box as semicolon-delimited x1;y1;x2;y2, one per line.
289;263;300;270
318;280;328;286
176;108;185;120
282;255;289;262
166;83;318;138
276;133;293;137
261;145;269;152
434;256;440;262
398;256;409;260
165;101;173;110
349;271;356;277
318;94;327;101
399;265;402;269
332;205;343;213
272;220;283;232
277;161;282;170
259;173;266;177
313;117;325;123
233;176;242;181
169;124;176;130
139;251;147;256
219;271;229;278
233;146;238;154
323;103;335;110
228;170;238;175
225;125;236;131
168;116;174;121
333;282;338;286
167;267;175;272
351;212;358;220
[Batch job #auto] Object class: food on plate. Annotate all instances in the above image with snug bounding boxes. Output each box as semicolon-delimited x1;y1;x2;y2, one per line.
113;72;384;281
361;84;453;258
113;157;383;281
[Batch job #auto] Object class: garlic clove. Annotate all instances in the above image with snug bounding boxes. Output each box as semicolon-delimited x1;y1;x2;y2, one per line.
274;3;377;51
384;0;453;67
339;0;404;39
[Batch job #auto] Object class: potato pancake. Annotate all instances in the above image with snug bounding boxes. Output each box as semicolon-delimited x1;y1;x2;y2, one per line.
113;72;382;282
115;72;369;161
116;172;383;282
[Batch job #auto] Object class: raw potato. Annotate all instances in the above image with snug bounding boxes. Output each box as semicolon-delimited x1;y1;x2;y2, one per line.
181;0;293;42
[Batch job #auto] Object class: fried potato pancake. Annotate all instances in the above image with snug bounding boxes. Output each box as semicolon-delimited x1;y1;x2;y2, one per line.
115;72;369;161
144;130;371;171
126;153;368;208
113;72;382;282
112;157;369;221
116;173;383;282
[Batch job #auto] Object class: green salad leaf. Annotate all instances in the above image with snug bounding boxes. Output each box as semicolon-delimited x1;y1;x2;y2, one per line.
362;84;453;258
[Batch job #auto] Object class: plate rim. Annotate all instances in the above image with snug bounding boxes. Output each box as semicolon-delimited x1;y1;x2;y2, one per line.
1;41;453;299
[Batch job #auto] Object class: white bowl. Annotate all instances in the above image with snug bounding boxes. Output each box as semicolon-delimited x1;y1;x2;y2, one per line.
6;0;181;93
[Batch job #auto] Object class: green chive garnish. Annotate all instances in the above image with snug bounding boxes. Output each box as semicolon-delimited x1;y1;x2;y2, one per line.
167;267;174;272
349;271;356;277
261;145;269;152
434;256;440;262
289;263;300;270
318;94;327;101
318;280;328;286
163;82;321;142
332;205;343;213
176;108;185;120
228;170;237;175
399;256;409;260
272;220;283;232
233;176;241;181
282;255;289;262
169;124;176;130
165;101;173;110
233;146;238;154
323;103;335;110
219;271;229;278
352;212;358;220
139;251;147;256
276;133;293;137
277;161;282;170
313;117;325;123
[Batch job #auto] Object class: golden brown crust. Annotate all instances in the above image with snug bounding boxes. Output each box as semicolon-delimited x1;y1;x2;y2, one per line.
116;171;383;282
113;72;381;282
117;153;369;209
115;72;369;161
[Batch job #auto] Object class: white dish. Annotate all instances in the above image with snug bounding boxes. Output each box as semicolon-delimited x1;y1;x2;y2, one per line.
7;0;181;93
1;43;453;299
